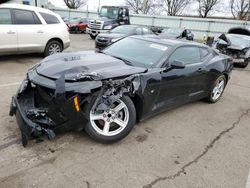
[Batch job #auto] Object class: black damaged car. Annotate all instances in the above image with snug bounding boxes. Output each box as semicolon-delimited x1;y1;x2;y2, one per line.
10;36;233;147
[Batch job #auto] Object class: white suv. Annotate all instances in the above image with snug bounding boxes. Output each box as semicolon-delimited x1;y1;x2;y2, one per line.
0;4;70;56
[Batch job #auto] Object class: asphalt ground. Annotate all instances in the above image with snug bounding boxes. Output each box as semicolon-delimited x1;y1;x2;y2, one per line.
0;34;250;188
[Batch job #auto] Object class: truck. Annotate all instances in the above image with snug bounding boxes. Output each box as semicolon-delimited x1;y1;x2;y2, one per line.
86;6;130;39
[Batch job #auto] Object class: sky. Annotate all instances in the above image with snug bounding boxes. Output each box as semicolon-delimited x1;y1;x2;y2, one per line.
50;0;231;17
50;0;123;11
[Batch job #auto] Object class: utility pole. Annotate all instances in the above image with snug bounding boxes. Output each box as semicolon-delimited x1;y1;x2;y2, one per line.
97;0;100;13
35;0;38;7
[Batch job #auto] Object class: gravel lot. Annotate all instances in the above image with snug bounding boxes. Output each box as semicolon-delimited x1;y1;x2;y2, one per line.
0;34;250;188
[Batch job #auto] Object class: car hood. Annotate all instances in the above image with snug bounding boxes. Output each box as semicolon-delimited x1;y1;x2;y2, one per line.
35;51;146;81
90;17;115;22
97;33;127;39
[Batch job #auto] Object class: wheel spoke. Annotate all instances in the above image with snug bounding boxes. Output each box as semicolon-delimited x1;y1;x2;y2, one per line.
218;81;224;89
113;102;125;113
113;118;126;128
103;121;110;134
90;113;104;121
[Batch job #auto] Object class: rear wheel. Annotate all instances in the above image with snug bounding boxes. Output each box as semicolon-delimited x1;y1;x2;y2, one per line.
205;75;226;103
85;96;136;143
239;59;249;68
44;40;62;57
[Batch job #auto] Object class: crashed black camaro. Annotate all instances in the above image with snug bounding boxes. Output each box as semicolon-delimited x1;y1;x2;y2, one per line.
10;36;233;147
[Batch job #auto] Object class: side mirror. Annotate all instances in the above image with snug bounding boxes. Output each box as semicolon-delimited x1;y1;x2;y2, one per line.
217;39;229;47
171;60;185;69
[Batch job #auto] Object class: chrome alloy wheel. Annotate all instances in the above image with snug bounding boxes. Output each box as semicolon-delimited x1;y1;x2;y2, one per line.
48;43;61;55
211;78;225;101
90;99;129;136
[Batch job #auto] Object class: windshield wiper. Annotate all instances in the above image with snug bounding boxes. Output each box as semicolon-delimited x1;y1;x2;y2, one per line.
112;56;134;66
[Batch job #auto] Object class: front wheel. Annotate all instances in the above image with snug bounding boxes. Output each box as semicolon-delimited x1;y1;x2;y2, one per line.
85;96;136;143
90;34;96;40
205;75;226;103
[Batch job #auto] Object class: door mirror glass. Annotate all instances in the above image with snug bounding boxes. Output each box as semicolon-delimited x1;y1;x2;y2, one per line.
217;39;229;47
171;60;185;69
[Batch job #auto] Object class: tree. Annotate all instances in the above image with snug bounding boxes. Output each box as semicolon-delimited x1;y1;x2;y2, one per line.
230;0;250;20
197;0;220;18
163;0;190;16
125;0;163;14
64;0;87;9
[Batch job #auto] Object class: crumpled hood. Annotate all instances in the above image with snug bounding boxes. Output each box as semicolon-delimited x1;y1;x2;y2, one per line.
97;33;127;40
35;51;146;81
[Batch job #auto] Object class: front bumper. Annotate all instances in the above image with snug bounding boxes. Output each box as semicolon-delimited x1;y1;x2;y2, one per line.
64;40;70;50
86;28;109;36
9;78;87;147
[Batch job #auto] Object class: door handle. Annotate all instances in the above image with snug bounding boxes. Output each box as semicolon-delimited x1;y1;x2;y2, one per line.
37;30;44;34
7;31;15;34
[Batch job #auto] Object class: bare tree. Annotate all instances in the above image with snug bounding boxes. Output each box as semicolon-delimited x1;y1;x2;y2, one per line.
163;0;190;16
197;0;220;17
125;0;163;14
64;0;87;9
230;0;250;19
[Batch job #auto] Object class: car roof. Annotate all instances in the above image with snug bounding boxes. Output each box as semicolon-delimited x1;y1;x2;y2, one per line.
130;35;206;48
0;3;57;15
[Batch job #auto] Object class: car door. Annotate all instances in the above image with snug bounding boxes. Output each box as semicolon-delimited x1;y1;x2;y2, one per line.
0;8;18;54
156;46;207;110
12;9;45;53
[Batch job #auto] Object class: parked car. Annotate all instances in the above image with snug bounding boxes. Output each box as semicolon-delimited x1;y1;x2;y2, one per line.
67;17;88;33
95;25;153;49
214;27;250;68
160;28;194;40
0;4;70;56
10;35;233;147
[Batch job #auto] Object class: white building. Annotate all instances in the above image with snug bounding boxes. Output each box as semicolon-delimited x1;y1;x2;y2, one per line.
8;0;49;8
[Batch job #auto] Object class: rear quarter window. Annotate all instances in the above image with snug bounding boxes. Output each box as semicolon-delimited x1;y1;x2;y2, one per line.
13;9;41;24
0;9;12;24
40;12;60;24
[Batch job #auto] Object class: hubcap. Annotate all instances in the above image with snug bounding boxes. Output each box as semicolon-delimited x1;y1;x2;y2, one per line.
48;43;61;55
212;78;225;101
90;99;129;136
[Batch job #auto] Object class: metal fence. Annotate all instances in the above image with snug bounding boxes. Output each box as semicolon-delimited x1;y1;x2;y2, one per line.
50;7;250;39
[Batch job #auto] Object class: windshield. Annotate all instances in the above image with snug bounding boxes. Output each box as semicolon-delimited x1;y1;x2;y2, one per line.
103;37;169;68
163;28;183;35
226;34;250;47
99;7;119;19
111;25;136;34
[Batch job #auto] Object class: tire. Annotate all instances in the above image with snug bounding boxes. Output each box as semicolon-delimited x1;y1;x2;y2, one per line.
239;61;249;68
90;34;96;40
205;75;226;103
44;40;63;57
84;96;136;143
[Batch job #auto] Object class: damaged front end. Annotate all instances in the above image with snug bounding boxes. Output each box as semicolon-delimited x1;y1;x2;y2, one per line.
9;68;141;147
215;34;250;66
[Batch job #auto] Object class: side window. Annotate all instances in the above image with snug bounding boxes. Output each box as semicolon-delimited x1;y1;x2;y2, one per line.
40;12;60;24
169;46;201;65
13;9;41;24
0;9;12;24
142;27;151;34
200;47;210;60
135;28;142;35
